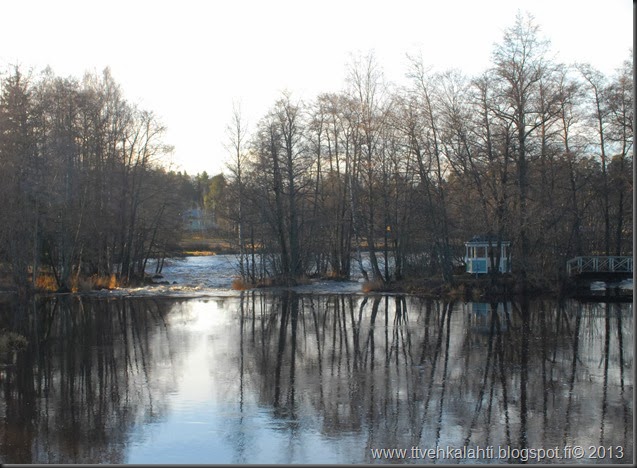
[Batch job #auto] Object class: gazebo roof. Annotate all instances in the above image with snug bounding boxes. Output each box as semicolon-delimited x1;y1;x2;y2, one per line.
465;235;510;245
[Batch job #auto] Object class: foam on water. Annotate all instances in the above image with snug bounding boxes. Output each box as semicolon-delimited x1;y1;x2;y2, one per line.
104;254;364;297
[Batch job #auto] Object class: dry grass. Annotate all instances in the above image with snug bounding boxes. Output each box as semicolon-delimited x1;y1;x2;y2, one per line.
231;277;252;290
72;273;120;292
97;274;119;290
35;274;58;292
33;273;118;293
361;280;385;293
183;251;217;256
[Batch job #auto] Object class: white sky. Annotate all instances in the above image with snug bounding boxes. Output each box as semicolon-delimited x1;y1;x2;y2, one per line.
0;0;632;176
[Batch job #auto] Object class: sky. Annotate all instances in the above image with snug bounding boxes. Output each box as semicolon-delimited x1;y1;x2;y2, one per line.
0;0;632;176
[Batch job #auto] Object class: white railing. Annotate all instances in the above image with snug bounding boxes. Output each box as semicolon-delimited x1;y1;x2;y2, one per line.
566;256;633;276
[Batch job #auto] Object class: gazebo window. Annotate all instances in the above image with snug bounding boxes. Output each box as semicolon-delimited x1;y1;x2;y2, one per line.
464;236;511;274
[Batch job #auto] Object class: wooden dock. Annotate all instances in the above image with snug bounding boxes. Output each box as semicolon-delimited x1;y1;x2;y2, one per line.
565;256;633;302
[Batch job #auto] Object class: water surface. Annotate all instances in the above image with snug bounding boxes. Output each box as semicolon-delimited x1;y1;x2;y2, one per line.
0;289;632;463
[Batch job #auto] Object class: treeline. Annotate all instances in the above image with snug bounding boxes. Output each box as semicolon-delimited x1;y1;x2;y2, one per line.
212;14;632;287
0;67;198;294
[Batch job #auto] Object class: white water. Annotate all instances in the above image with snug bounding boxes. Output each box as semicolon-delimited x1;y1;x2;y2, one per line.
100;255;364;298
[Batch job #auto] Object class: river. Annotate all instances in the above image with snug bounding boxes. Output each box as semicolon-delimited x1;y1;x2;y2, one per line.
0;255;633;463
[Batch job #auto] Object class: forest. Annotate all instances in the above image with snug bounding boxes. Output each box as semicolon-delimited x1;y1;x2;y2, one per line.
0;67;206;295
212;14;633;289
0;13;632;294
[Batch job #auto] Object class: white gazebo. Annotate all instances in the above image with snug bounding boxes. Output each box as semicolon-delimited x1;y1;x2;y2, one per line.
464;236;511;274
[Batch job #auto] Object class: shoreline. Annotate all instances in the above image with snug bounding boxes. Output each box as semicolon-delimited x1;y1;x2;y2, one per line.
0;254;632;303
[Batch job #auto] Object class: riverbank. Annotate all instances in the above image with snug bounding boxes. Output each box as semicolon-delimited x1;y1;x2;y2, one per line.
362;274;559;302
0;269;567;300
0;251;631;303
378;274;633;303
175;234;235;256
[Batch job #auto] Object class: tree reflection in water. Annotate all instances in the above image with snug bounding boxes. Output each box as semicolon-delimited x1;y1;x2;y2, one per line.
234;292;632;464
0;295;185;463
0;293;633;463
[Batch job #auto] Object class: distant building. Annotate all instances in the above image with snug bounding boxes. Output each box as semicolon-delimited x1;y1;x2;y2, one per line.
464;235;511;274
183;206;216;232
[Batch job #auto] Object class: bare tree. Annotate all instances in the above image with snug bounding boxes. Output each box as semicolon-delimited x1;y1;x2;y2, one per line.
491;12;555;285
406;58;455;282
605;57;633;255
577;63;612;255
347;52;389;282
0;66;39;295
224;102;250;279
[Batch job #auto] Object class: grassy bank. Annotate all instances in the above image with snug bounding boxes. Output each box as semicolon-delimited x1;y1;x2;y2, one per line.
175;234;236;256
